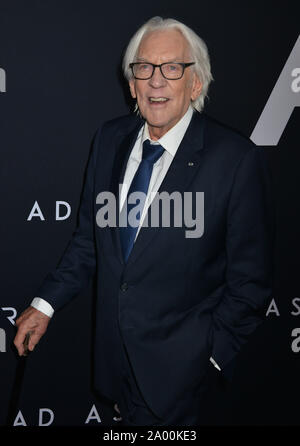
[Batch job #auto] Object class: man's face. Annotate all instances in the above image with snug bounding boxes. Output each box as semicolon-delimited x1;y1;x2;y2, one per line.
129;29;202;140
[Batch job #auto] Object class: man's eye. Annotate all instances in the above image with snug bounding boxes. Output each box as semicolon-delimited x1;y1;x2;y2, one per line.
140;64;151;70
166;64;179;71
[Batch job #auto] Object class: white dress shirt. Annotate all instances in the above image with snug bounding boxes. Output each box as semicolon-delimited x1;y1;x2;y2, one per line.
119;105;193;238
31;105;221;371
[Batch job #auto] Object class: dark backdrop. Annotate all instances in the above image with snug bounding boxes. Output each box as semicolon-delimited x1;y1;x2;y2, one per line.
0;0;299;427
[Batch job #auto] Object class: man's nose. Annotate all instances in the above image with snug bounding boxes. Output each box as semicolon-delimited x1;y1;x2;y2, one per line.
148;66;167;88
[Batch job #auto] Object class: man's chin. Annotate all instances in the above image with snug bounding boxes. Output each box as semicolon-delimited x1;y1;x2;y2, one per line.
141;111;170;129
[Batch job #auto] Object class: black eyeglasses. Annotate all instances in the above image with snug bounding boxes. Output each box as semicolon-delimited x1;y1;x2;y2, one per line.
129;62;195;80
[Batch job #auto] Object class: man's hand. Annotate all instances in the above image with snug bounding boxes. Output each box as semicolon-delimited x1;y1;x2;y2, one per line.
14;307;50;356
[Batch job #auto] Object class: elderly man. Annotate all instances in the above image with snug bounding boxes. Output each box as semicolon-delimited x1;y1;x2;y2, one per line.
14;17;273;426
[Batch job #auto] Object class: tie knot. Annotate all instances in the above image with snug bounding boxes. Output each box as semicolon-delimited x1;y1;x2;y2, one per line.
142;139;165;165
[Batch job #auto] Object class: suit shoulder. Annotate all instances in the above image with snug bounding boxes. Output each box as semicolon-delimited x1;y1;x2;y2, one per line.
203;113;255;157
100;113;142;137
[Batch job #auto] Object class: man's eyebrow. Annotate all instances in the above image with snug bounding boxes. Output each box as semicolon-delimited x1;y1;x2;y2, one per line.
135;57;184;63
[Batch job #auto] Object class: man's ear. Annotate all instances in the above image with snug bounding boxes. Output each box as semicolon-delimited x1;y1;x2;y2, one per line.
129;79;137;99
191;74;202;101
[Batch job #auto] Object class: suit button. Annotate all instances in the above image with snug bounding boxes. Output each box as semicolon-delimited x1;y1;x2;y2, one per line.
120;282;128;292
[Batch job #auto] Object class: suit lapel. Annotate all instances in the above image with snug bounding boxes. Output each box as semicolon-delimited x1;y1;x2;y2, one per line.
109;119;144;265
124;110;207;268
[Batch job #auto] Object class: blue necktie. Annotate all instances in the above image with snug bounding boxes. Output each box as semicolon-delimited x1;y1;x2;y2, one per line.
120;139;165;262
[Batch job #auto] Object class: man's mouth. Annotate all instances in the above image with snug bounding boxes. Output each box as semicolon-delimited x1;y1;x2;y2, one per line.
148;97;169;103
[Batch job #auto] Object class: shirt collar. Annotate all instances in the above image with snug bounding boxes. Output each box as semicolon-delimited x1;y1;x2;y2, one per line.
142;105;194;157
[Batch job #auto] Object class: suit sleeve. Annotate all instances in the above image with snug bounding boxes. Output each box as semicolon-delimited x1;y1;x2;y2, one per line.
34;126;102;311
211;145;275;378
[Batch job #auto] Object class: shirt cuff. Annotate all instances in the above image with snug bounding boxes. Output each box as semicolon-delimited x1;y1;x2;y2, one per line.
31;297;54;318
210;356;221;371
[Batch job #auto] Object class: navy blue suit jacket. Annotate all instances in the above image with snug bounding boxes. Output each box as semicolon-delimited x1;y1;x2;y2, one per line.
36;110;274;418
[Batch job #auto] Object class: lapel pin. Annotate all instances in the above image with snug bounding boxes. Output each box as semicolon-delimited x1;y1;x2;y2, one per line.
188;161;194;166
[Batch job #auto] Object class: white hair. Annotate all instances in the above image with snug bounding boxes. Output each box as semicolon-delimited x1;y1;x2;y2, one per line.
122;16;213;113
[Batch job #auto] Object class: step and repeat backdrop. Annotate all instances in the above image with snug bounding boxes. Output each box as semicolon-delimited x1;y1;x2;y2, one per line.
0;0;299;427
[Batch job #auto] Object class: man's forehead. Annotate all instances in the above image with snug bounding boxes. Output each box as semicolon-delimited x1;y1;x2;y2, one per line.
137;29;190;60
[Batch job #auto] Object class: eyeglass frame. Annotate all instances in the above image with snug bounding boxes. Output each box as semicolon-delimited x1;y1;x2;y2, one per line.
129;62;196;80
